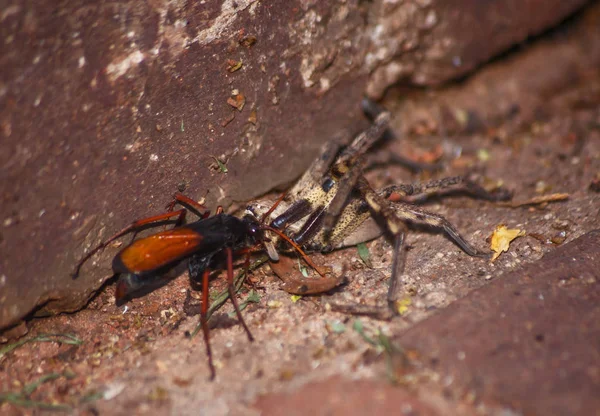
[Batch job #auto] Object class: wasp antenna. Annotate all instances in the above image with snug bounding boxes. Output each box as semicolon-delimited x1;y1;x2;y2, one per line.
264;225;325;277
72;244;109;278
260;193;286;223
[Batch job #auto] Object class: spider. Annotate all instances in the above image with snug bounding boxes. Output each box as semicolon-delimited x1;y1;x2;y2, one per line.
246;99;512;318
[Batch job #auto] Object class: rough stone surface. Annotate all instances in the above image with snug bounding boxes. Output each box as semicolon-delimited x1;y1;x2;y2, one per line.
0;18;599;410
396;230;600;416
0;0;591;329
386;1;600;137
253;376;440;416
365;0;591;97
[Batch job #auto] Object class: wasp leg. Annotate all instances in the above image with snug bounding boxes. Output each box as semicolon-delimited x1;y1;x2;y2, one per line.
73;208;188;278
233;243;264;289
166;192;210;218
198;267;216;380
225;248;254;342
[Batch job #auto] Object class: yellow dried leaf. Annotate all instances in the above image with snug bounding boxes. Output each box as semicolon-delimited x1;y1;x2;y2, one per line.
395;296;412;316
490;225;525;261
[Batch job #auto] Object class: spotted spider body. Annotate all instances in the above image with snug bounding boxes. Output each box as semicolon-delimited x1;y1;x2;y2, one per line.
245;99;511;317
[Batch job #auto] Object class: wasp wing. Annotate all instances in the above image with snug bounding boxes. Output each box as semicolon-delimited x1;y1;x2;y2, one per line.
113;227;205;275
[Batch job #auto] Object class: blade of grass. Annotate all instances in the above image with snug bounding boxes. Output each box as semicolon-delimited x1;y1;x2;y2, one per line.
352;319;377;346
0;372;71;411
357;243;373;268
0;333;83;358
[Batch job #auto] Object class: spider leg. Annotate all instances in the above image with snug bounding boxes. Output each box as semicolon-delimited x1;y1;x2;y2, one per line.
272;109;390;239
365;151;446;174
321;156;365;233
332;111;390;175
322;110;391;232
380;176;512;203
355;177;411;306
284;140;341;202
329;176;408;319
388;202;489;258
361;98;445;173
330;174;493;319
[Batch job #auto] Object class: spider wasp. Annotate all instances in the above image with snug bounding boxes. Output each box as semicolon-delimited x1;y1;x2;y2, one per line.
247;99;512;318
72;193;319;380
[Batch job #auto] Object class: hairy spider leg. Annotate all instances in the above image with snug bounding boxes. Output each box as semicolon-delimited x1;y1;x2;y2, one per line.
388;202;490;257
329;177;406;320
361;97;445;173
282;140;342;204
381;176;512;203
356;177;410;305
331;174;503;318
322;111;390;233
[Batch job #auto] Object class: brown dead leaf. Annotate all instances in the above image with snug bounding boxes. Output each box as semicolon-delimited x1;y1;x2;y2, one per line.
270;256;342;295
220;112;235;127
227;94;245;111
248;108;257;125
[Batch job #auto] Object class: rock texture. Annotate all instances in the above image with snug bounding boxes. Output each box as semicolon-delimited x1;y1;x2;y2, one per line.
0;0;591;329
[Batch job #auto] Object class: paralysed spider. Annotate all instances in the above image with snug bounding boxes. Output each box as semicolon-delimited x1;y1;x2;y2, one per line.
246;99;512;317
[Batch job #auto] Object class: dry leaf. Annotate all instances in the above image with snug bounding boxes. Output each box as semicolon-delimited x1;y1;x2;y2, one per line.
227;94;245;111
395;296;412;316
490;225;525;261
247;108;257;125
226;59;243;72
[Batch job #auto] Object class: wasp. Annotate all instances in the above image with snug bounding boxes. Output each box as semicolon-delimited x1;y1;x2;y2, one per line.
73;193;317;379
247;99;512;317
